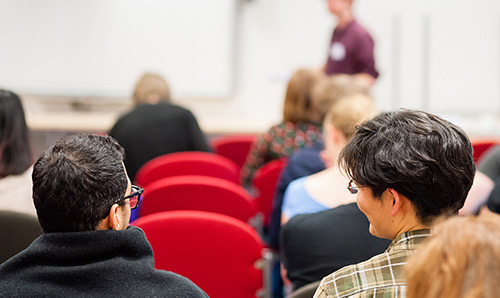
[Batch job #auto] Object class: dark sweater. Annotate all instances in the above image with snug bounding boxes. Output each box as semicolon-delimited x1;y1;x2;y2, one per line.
109;103;210;182
268;142;326;249
280;203;391;290
0;226;208;298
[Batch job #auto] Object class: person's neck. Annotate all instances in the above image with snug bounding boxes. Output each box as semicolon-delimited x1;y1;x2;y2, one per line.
393;223;430;239
336;11;354;28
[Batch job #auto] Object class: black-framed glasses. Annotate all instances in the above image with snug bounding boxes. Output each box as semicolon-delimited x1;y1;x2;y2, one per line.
114;185;144;210
347;180;359;194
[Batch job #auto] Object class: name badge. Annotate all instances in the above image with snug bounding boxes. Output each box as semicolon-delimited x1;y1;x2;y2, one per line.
330;42;346;61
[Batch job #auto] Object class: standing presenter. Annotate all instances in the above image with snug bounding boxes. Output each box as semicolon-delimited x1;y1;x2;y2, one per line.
324;0;378;87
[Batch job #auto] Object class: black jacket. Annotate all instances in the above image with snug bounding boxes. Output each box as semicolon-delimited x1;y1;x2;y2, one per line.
281;203;391;290
109;103;210;182
0;226;209;298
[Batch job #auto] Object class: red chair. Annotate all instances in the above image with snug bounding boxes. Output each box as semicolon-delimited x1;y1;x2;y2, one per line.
471;138;500;163
211;134;257;170
139;175;258;223
132;211;271;298
252;158;287;226
135;151;240;187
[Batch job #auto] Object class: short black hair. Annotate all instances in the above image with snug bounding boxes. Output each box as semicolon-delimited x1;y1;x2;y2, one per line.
32;134;128;233
0;89;32;178
339;110;475;225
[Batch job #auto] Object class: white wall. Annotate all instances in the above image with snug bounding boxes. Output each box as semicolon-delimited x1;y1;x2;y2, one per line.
4;0;500;135
187;0;334;126
187;0;500;134
0;0;235;98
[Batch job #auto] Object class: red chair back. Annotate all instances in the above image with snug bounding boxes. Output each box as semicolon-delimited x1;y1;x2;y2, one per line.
472;139;500;163
252;158;287;226
133;211;265;298
139;175;258;223
135;151;239;187
211;134;257;170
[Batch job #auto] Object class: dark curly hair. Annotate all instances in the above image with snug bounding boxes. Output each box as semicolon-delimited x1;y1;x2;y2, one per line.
339;110;475;225
33;134;128;233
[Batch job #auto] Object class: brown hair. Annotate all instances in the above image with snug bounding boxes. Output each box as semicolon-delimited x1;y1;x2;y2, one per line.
133;72;171;105
406;214;500;298
282;69;324;123
312;74;369;123
324;93;378;140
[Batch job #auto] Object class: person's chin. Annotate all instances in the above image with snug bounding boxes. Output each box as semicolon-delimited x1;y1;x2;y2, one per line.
369;224;382;239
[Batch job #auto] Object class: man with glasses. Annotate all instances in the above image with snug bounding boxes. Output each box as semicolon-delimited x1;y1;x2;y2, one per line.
0;134;208;297
313;110;476;298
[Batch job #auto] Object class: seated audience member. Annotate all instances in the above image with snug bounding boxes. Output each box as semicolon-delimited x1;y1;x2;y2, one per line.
405;214;500;298
240;68;325;186
0;134;208;298
314;110;476;297
470;146;500;214
0;89;35;217
477;145;500;181
281;203;391;290
109;72;210;182
281;93;378;223
268;74;368;249
459;170;494;215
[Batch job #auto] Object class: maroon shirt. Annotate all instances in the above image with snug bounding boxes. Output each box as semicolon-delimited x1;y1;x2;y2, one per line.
325;20;379;78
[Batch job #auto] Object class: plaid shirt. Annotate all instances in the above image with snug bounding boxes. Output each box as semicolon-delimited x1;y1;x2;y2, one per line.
313;229;431;298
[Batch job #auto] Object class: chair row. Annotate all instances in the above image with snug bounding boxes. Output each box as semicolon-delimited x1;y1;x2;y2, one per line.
136;134;257;187
133;150;287;227
133;210;272;298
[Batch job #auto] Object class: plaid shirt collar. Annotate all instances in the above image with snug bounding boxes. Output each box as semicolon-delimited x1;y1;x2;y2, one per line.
386;228;432;253
313;228;432;298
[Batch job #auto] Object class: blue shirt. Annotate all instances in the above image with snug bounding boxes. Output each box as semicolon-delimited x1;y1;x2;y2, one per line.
268;141;326;249
282;177;329;220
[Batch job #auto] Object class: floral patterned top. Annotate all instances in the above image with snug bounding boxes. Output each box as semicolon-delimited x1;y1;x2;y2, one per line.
240;121;322;186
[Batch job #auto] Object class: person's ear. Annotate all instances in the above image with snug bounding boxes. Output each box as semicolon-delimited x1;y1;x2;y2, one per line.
108;203;122;230
320;150;333;167
387;188;403;217
331;126;347;147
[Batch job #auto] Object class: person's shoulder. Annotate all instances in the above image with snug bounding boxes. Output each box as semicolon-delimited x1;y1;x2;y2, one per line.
152;270;209;298
350;20;371;35
269;121;287;130
349;20;375;41
282;177;308;214
286;143;325;171
319;249;407;297
285;203;358;233
289;144;322;160
110;104;155;132
316;262;359;297
165;103;194;114
287;176;307;191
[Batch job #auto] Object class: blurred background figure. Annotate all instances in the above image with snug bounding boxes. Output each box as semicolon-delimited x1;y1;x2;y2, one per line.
406;214;500;298
472;147;500;215
267;75;369;297
240;68;325;187
269;74;369;250
281;93;378;223
109;73;210;183
324;0;378;87
280;94;388;291
0;89;35;217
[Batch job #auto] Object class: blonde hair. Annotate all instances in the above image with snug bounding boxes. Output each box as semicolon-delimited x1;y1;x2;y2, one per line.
325;93;378;140
311;74;369;123
406;214;500;298
283;69;324;123
133;72;171;105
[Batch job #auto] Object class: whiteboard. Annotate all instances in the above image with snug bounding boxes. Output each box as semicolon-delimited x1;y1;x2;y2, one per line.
0;0;235;98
